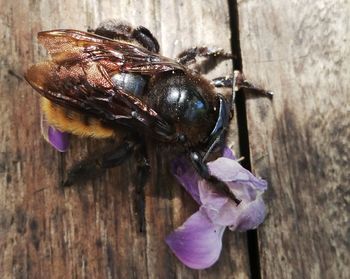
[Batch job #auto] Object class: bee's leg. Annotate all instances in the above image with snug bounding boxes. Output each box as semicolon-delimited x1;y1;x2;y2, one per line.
63;138;138;187
177;47;233;66
190;151;210;179
89;20;159;53
212;71;274;97
132;26;160;53
212;72;238;111
88;20;132;40
211;76;235;88
189;151;240;204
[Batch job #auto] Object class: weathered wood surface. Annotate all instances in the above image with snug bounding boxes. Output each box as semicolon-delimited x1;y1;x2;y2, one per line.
238;0;350;278
0;0;250;278
2;0;348;278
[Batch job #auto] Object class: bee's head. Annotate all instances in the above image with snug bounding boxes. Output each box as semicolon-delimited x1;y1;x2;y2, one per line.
148;71;218;147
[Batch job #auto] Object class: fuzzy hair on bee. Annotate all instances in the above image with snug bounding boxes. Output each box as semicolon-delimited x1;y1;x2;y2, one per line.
41;97;116;139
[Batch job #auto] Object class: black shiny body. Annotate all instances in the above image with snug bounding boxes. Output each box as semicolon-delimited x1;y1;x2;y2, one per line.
147;71;219;148
111;69;224;152
111;69;229;179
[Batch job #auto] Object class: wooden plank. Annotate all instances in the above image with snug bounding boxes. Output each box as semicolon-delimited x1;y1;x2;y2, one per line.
0;0;251;278
237;0;350;278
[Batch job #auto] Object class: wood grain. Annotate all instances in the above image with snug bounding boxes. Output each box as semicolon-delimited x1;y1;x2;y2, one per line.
0;0;250;278
237;0;350;278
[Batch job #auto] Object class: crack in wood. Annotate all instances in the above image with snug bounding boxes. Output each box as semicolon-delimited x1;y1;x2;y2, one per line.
228;1;262;279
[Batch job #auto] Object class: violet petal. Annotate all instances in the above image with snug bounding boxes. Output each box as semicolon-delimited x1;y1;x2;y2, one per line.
231;198;266;231
222;146;236;160
198;174;266;230
171;157;201;204
48;126;70;152
166;209;225;269
40;110;70;152
198;180;229;212
207;157;267;191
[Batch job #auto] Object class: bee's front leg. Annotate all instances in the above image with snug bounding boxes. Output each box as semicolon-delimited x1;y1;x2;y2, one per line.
63;138;139;187
212;71;273;112
189;151;210;179
189;150;240;203
212;71;274;96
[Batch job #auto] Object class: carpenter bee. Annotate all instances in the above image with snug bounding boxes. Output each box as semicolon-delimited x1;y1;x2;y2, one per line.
25;21;269;188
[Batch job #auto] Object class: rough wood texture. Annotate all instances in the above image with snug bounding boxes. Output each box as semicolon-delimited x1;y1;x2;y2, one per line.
0;0;250;278
237;0;350;278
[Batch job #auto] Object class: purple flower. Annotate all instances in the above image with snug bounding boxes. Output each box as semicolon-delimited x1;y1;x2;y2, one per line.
40;111;70;152
166;147;267;269
46;126;70;152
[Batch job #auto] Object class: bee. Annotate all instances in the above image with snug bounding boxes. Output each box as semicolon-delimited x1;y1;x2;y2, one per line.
25;21;268;187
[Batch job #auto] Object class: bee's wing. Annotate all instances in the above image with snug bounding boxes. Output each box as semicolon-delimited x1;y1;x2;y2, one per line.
26;30;180;140
37;29;185;74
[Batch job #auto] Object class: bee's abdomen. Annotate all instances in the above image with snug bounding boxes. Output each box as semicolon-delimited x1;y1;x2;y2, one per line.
41;98;115;138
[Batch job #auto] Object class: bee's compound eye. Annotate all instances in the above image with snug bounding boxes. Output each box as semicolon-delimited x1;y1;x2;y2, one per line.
111;73;146;96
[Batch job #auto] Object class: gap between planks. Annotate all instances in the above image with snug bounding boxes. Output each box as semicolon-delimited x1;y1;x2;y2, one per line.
228;1;262;279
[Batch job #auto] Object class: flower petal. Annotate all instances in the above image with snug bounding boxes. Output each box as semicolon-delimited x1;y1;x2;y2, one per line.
231;198;266;231
48;126;70;152
40;112;70;152
198;180;232;226
222;146;236;160
207;157;267;191
198;178;266;230
166;209;225;269
171;157;201;204
198;180;229;211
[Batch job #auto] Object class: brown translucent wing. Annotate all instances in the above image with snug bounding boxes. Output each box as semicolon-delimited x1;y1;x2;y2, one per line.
37;29;185;74
26;30;182;140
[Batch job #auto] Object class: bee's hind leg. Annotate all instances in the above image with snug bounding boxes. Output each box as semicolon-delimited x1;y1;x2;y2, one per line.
88;20;159;53
63;138;139;187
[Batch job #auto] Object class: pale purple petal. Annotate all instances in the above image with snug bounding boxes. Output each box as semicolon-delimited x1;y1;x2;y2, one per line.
198;180;229;208
207;157;267;192
48;126;70;152
198;178;266;230
168;146;268;269
171;157;201;204
166;209;225;269
198;180;232;226
231;198;266;231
